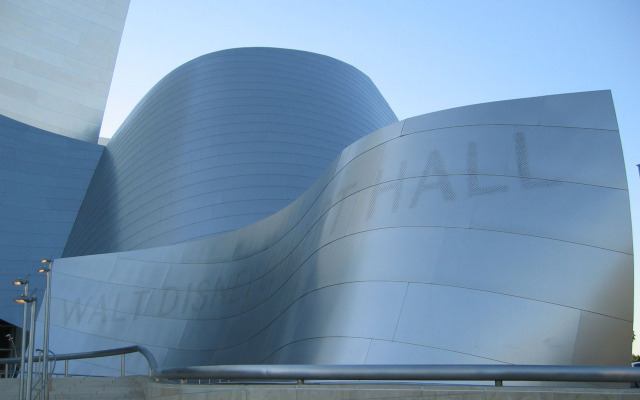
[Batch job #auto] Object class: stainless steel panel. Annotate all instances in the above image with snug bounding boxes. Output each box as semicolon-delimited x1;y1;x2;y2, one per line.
540;91;619;130
394;283;582;365
31;81;630;374
365;340;501;364
572;311;632;365
0;115;102;326
402;95;545;134
64;48;397;256
0;0;129;142
343;175;631;253
430;228;632;319
263;337;373;364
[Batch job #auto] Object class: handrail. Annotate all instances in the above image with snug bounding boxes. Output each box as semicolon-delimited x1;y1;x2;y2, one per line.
2;346;640;387
50;345;158;370
155;364;640;386
32;349;56;400
0;345;158;377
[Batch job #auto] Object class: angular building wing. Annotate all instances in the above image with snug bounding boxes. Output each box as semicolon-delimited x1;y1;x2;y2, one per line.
0;0;128;327
0;0;129;143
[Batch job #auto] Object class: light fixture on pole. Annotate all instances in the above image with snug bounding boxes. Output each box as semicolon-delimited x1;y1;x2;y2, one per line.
14;292;36;400
13;294;33;304
13;277;28;400
37;259;51;273
12;278;28;286
39;258;52;400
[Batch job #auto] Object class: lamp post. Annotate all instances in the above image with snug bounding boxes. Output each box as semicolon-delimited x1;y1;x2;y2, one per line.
14;293;36;400
12;277;28;400
38;259;52;400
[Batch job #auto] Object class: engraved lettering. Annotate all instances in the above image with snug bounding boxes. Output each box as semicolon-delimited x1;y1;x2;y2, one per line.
410;150;455;207
515;131;559;189
158;287;179;316
467;142;507;196
63;298;88;325
367;161;407;220
88;295;107;323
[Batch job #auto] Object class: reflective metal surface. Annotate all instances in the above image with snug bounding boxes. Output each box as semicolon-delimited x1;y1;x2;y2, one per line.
0;2;628;378
4;345;640;385
0;0;129;143
63;48;397;256
0;114;103;326
156;363;640;385
37;87;632;375
0;1;127;325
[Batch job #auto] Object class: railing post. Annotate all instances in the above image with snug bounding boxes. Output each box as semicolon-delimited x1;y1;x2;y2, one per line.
26;299;37;400
64;360;68;377
121;354;125;377
495;380;503;387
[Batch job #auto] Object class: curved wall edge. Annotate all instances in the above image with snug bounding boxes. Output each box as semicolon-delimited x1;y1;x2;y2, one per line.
64;48;397;257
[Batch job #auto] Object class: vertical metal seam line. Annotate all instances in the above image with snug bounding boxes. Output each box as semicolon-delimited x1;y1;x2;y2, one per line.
391;282;411;342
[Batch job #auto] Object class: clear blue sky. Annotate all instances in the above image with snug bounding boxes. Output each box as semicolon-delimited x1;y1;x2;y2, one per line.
101;0;640;354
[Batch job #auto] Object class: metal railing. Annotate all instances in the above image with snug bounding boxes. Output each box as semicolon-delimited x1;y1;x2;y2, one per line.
2;345;640;389
50;345;157;378
155;363;640;387
0;346;156;379
0;349;55;399
0;345;157;399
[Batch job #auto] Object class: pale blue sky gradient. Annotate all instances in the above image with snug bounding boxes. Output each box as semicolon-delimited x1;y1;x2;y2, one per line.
101;0;640;355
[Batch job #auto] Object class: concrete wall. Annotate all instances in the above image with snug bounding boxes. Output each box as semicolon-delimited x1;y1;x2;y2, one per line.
143;381;640;400
2;378;638;400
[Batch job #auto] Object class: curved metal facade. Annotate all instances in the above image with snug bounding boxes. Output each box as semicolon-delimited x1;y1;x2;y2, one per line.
63;48;397;256
41;88;632;375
